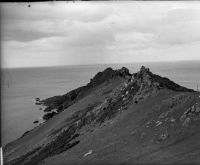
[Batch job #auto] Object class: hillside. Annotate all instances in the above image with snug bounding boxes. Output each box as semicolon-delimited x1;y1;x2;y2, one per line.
3;66;200;165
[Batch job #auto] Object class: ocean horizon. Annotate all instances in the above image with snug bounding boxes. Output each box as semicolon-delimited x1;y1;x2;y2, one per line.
2;61;200;146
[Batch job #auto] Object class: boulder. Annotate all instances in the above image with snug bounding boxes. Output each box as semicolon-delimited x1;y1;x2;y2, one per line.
182;117;191;127
43;112;57;121
158;132;169;142
33;120;39;124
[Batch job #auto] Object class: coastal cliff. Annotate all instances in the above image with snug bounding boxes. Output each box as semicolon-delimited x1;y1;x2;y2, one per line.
3;66;200;165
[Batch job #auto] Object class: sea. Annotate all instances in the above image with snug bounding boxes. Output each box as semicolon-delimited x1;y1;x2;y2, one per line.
1;61;200;146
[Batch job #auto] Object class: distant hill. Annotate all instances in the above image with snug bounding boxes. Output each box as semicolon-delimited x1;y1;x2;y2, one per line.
3;66;200;165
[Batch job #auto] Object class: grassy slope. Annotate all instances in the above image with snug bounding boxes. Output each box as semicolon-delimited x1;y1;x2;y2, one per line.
41;90;200;165
4;76;125;164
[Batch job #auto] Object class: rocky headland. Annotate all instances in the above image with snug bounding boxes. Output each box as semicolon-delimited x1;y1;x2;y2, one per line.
3;66;200;165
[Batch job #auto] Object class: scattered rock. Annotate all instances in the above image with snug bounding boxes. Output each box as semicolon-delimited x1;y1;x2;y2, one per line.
155;121;162;127
146;121;151;128
165;117;170;122
159;113;165;119
170;118;176;123
195;103;200;112
182;117;191;127
83;150;93;157
35;98;43;105
180;114;187;122
43;112;57;121
157;132;169;142
124;83;128;88
180;103;200;127
159;111;169;119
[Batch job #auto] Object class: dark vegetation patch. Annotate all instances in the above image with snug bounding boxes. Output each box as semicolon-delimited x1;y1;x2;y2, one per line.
49;102;101;137
43;106;53;112
41;86;84;113
8;125;80;165
6;146;41;165
43;111;57;121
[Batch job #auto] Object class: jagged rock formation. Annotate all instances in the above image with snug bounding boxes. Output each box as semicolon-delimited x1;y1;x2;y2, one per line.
3;66;200;165
40;67;132;120
40;66;193;121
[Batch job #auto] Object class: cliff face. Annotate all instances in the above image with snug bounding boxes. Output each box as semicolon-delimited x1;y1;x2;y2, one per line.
4;66;200;165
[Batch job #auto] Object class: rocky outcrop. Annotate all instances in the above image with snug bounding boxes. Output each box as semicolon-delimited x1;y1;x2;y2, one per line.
132;66;193;92
5;66;196;165
117;67;132;78
35;98;42;105
40;67;132;120
40;86;84;113
87;67;116;87
180;103;200;127
40;66;194;121
43;111;57;121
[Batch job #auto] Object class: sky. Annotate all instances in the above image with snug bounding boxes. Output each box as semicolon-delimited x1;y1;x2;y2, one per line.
1;1;200;68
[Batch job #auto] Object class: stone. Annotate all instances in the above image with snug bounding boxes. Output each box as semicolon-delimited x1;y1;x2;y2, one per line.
170;118;176;122
196;106;200;113
180;114;187;122
191;106;195;112
33;120;39;124
83;150;93;157
159;112;166;119
158;132;169;142
155;121;162;127
182;117;191;127
126;91;129;95
146;121;151;128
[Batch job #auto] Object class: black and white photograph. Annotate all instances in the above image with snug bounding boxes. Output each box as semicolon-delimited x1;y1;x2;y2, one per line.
1;1;200;165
